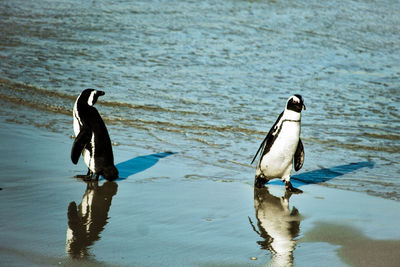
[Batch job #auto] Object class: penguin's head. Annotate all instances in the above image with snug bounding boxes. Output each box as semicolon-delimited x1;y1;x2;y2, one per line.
286;94;306;113
79;89;105;107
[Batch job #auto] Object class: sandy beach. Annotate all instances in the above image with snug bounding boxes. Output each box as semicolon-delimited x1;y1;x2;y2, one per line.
1;121;399;267
1;0;400;266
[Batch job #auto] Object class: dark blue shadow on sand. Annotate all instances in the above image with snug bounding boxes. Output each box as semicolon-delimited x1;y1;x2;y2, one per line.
269;161;375;187
109;152;176;181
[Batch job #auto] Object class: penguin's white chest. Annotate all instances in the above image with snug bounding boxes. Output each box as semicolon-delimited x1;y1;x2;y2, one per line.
259;122;300;178
73;103;96;172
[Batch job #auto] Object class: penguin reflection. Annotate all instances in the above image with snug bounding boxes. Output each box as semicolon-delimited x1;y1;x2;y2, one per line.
249;187;301;266
66;181;118;258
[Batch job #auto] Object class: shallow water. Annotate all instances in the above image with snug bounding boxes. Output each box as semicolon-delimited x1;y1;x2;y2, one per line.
0;0;399;200
1;123;400;267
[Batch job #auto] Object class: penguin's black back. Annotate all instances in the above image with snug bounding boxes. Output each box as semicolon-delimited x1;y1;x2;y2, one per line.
72;90;117;180
85;106;114;165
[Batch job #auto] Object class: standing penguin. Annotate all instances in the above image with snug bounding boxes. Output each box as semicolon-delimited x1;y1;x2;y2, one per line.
71;89;118;181
251;95;306;193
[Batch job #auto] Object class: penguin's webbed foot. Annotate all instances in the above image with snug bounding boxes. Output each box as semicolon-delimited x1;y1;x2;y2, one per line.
74;174;93;181
74;169;93;181
285;181;303;194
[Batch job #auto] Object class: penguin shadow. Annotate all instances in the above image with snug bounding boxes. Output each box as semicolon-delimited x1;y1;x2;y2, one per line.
268;161;375;188
66;181;118;259
113;151;176;181
249;187;301;267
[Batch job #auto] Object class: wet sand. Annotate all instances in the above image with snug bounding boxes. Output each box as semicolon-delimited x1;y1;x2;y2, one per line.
1;121;400;267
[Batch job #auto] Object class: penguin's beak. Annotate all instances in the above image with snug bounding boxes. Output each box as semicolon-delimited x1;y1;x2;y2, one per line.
303;103;306;110
97;91;105;96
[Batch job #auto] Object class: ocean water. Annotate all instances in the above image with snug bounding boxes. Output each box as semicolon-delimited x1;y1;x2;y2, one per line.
0;0;399;200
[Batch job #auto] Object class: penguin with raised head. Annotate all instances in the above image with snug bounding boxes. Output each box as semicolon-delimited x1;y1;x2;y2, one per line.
251;95;306;193
71;89;118;181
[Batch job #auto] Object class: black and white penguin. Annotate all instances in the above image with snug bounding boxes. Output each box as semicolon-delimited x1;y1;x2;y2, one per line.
71;89;118;181
251;95;306;193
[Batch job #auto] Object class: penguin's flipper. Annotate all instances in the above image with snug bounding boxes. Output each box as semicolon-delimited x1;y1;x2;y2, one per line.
251;134;269;165
251;112;283;164
71;128;91;164
294;138;304;171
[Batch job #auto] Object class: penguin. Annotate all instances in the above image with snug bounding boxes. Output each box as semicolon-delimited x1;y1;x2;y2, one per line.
71;89;118;181
251;95;306;193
